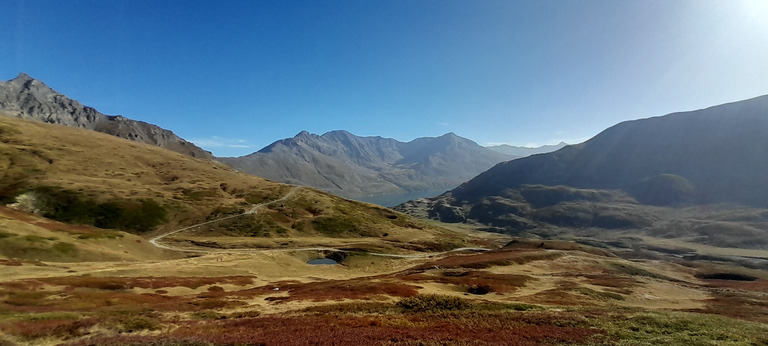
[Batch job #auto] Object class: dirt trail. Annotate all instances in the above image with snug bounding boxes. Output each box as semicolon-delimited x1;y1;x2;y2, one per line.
148;186;490;258
149;186;303;252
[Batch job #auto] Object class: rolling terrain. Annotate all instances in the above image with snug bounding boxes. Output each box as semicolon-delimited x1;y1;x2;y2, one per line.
396;95;768;267
0;100;767;344
0;116;469;257
221;130;512;205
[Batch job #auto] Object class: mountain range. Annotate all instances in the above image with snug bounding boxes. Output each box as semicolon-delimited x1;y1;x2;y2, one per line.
486;142;568;158
0;73;213;160
1;73;548;206
221;130;512;205
396;94;768;249
455;94;768;206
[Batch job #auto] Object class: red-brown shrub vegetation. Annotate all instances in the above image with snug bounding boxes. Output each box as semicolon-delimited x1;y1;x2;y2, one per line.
257;279;419;302
67;313;605;345
415;249;564;270
703;279;768;292
696;290;768;323
0;259;23;266
0;318;98;339
401;270;532;294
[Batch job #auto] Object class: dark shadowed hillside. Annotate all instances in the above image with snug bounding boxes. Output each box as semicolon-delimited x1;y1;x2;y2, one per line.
221;131;511;204
0;73;213;160
454;94;768;206
396;95;768;250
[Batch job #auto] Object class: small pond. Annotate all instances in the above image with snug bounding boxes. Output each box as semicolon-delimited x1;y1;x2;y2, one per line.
307;258;338;265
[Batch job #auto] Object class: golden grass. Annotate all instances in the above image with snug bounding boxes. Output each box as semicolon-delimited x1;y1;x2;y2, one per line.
0;116;476;256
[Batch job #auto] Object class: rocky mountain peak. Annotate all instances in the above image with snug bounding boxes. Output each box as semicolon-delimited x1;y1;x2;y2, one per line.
0;73;213;160
12;73;34;83
223;130;514;204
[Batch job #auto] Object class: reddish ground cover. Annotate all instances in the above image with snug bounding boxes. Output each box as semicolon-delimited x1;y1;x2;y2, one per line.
414;249;564;270
703;279;768;292
254;278;420;302
400;270;532;294
68;313;606;345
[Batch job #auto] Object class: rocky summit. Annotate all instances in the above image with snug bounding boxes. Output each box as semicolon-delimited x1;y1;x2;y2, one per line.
221;130;512;204
0;73;213;160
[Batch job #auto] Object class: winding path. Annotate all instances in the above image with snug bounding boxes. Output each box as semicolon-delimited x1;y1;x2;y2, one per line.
148;186;303;252
148;186;489;258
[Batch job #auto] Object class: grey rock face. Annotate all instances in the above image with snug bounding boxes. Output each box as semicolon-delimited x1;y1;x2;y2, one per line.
0;73;213;159
221;131;513;200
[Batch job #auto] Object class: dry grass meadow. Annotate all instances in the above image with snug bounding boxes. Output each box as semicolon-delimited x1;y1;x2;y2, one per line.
1;117;768;345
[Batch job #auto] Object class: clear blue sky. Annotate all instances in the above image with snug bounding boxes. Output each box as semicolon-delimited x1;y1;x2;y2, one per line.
2;0;767;157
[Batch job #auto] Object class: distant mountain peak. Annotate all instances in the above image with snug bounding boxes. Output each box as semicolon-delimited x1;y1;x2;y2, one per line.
223;130;513;204
12;73;34;83
486;142;568;158
295;130;312;138
0;74;213;160
324;129;352;135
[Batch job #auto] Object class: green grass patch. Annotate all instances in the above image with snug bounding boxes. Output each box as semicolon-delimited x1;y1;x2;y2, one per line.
26;186;167;233
397;294;471;313
311;216;377;237
119;315;161;332
51;242;77;256
0;231;16;239
21;235;56;243
477;302;544;311
214;216;287;237
608;262;674;281
599;311;768;345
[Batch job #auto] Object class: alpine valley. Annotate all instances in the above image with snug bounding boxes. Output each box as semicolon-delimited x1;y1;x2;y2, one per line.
1;74;767;345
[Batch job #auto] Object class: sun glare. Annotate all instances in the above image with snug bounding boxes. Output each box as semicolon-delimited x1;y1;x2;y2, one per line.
739;0;768;28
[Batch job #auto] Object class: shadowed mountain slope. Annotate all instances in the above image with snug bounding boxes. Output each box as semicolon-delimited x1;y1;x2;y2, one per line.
221;131;512;202
454;94;768;206
0;73;213;160
395;95;768;250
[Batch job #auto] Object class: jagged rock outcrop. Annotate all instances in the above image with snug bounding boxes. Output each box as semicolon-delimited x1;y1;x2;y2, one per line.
0;73;213;159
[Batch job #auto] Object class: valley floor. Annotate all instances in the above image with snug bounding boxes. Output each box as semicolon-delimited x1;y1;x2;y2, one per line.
2;234;768;345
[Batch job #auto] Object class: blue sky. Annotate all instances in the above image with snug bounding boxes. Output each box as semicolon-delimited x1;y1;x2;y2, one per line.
2;0;768;157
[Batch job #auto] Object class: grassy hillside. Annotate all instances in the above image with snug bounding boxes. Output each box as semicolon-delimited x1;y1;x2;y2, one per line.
0;116;467;255
2;116;766;345
0;206;171;262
